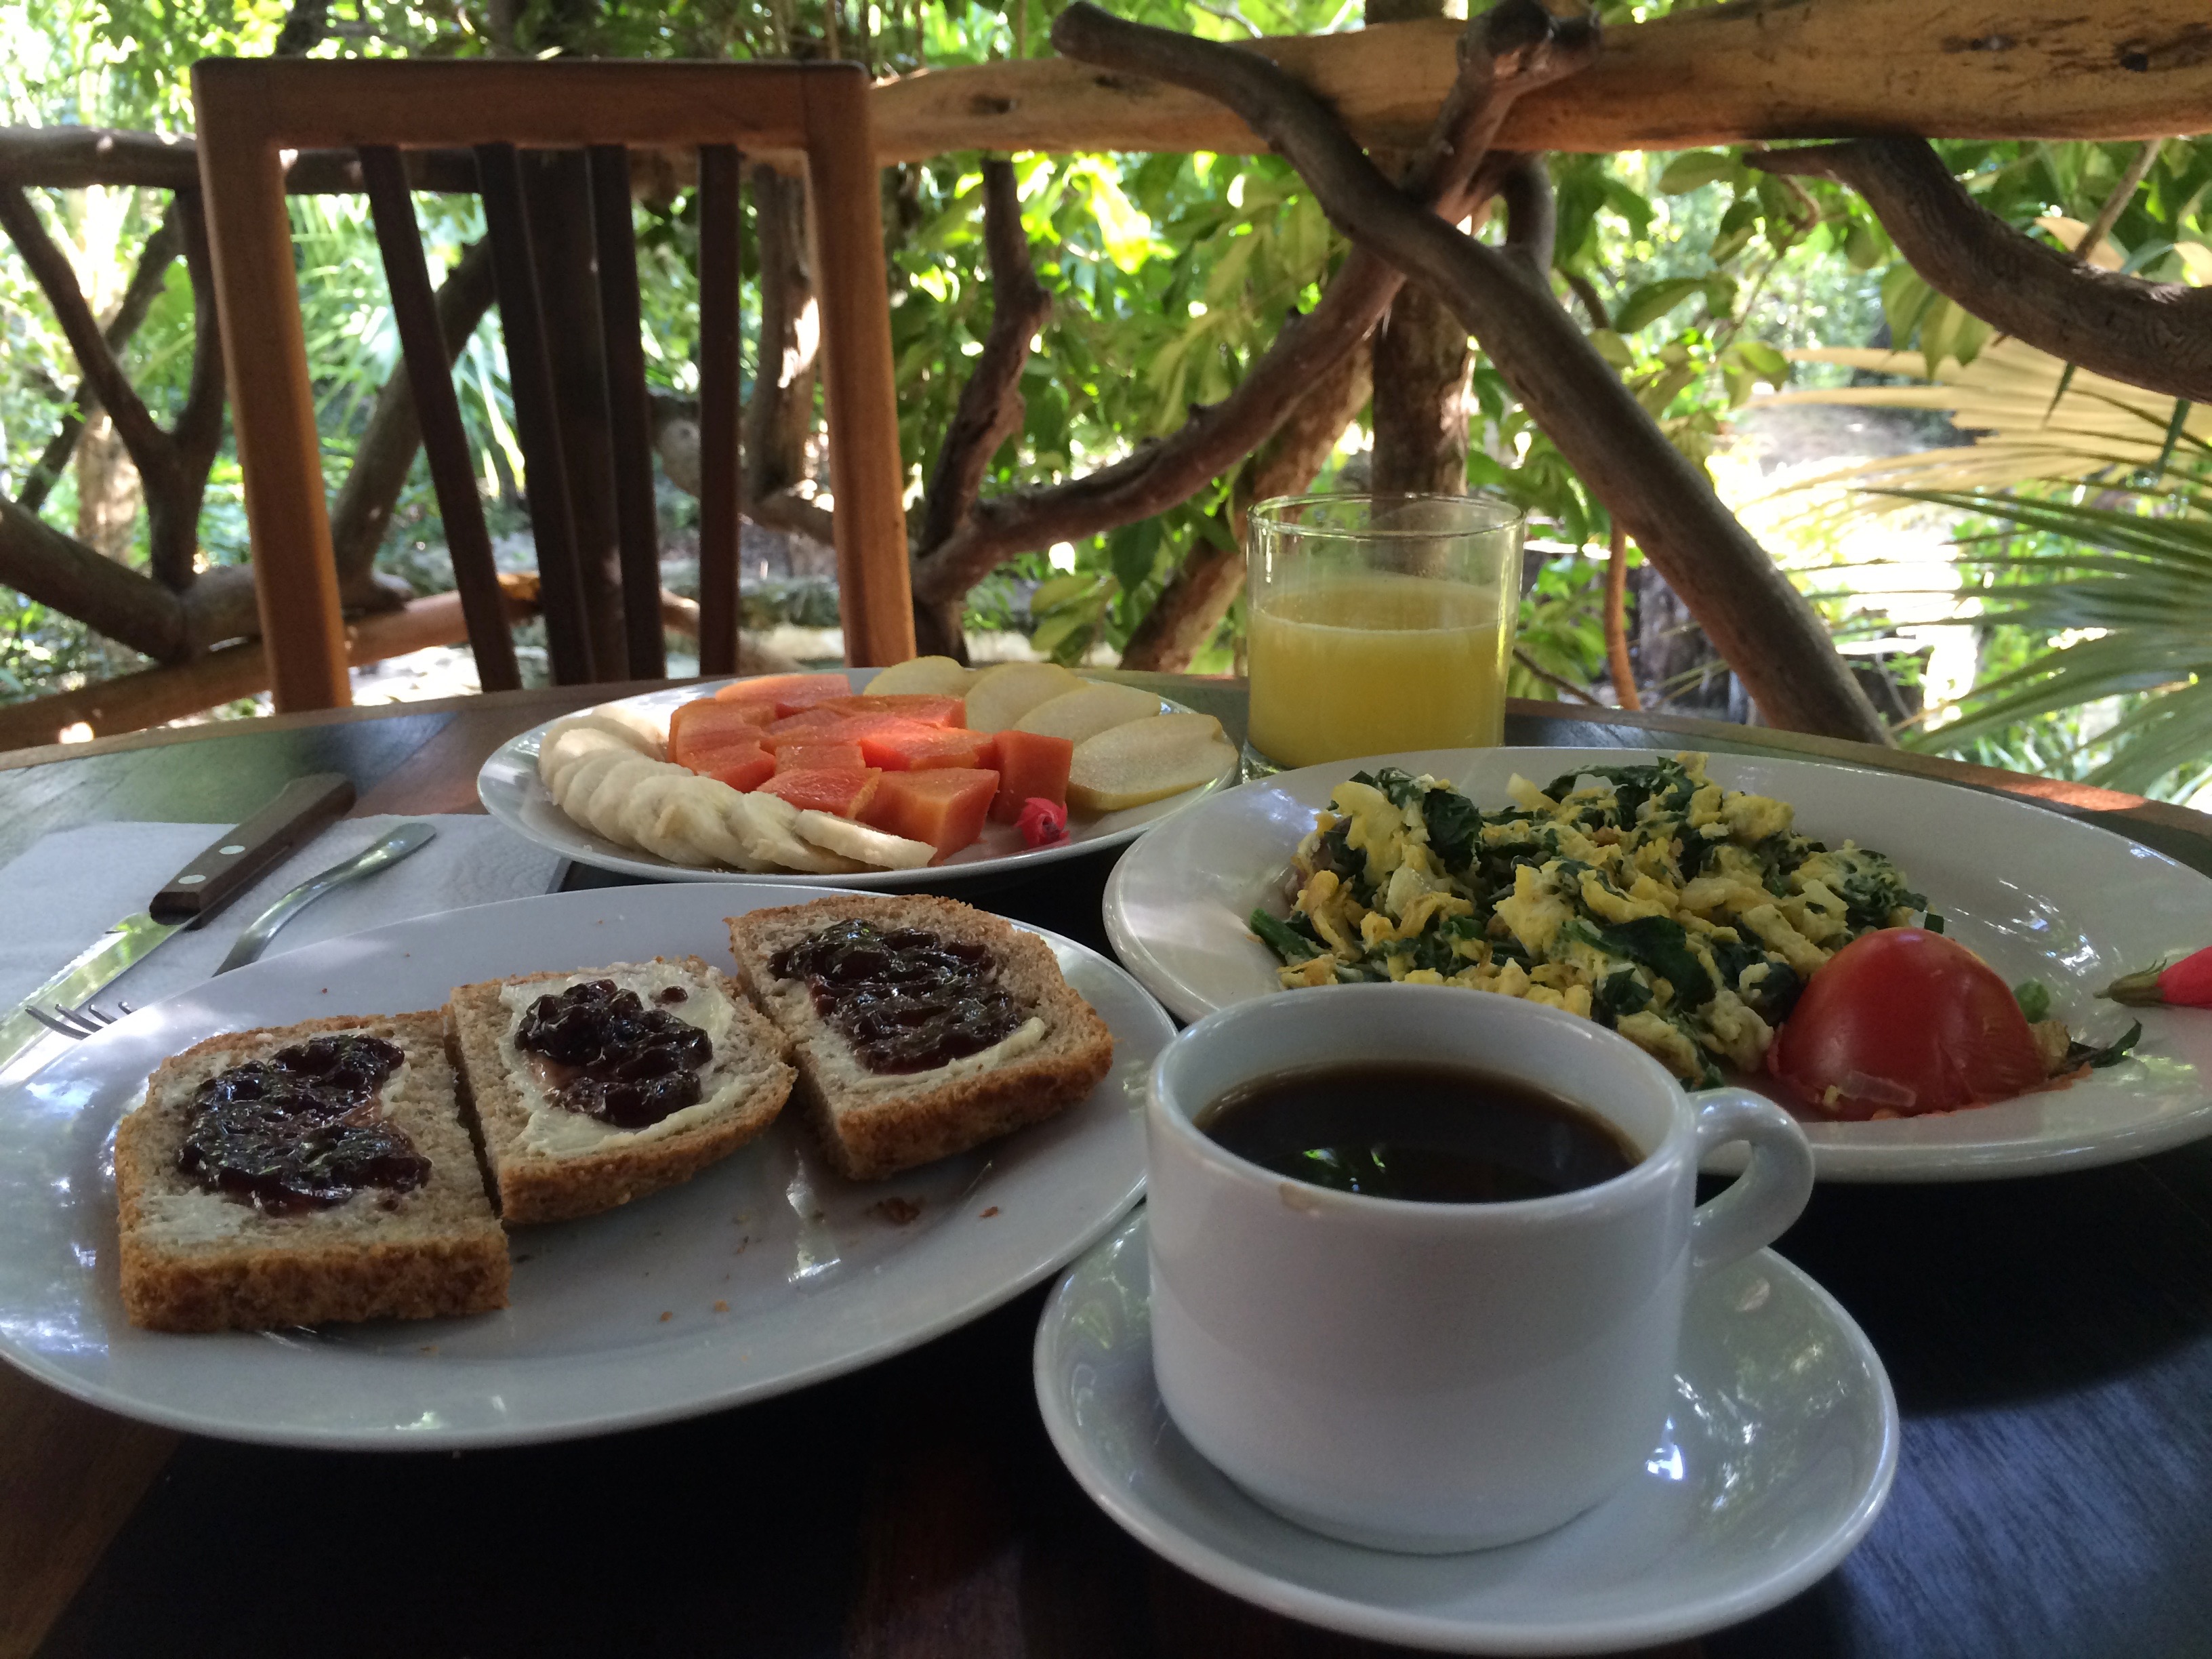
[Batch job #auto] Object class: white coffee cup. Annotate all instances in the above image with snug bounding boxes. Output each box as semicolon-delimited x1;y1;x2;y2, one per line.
1145;982;1815;1553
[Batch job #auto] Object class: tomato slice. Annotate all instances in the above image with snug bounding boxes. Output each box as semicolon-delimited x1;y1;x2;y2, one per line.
1768;928;2047;1120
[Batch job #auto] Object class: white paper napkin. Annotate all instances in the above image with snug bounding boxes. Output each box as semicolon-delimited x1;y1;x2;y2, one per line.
0;815;565;1014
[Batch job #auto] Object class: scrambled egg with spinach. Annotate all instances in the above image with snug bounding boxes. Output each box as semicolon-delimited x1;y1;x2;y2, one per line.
1250;754;1932;1086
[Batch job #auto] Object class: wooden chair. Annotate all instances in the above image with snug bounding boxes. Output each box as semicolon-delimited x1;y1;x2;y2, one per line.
190;58;916;712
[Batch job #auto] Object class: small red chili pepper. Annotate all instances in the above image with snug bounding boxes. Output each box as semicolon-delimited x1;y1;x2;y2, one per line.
1015;796;1069;848
2100;945;2212;1008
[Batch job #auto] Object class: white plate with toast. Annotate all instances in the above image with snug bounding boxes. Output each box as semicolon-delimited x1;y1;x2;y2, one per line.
477;669;1242;888
1103;745;2212;1183
0;884;1169;1447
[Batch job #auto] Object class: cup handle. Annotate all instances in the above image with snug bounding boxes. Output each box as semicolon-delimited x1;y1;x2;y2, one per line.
1688;1088;1815;1274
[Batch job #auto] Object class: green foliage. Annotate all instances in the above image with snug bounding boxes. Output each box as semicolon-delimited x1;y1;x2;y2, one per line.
1879;457;2212;797
1509;553;1610;701
5;0;2212;796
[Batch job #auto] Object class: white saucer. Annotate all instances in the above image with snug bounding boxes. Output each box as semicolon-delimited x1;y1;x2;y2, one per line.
1033;1211;1899;1656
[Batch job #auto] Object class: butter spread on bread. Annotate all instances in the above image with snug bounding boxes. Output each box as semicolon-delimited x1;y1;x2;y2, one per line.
495;960;767;1156
449;956;794;1225
115;1011;508;1332
727;895;1113;1181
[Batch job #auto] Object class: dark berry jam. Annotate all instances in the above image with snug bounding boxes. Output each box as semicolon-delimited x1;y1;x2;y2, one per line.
770;921;1031;1076
514;979;714;1128
180;1033;427;1214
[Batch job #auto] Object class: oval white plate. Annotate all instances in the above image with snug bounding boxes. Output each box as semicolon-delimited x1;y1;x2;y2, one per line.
478;669;1240;888
1104;746;2212;1181
0;884;1169;1448
1036;1210;1898;1656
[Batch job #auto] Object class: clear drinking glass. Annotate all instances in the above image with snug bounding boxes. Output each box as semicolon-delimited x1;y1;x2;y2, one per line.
1244;492;1526;773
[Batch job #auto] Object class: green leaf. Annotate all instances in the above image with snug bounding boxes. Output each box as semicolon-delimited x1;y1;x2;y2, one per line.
1730;340;1790;380
1843;220;1885;270
1029;608;1091;659
1612;277;1708;334
1656;151;1736;194
2157;400;2195;473
1587;328;1635;370
1029;571;1099;613
1107;520;1165;596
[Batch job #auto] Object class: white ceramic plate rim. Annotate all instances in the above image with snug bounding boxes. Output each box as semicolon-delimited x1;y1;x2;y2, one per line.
477;668;1240;888
1103;745;2212;1182
1033;1210;1900;1656
0;884;1170;1448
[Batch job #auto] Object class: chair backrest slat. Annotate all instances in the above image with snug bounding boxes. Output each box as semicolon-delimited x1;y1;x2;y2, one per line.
694;142;744;678
800;89;912;668
587;142;667;681
475;139;594;684
358;144;523;694
192;58;917;714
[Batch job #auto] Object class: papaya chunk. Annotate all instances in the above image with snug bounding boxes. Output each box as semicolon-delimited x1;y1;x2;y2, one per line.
756;767;882;819
989;729;1073;822
712;672;854;716
689;742;776;793
861;768;1000;857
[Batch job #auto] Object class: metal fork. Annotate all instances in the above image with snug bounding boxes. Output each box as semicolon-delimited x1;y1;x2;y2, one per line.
24;999;134;1041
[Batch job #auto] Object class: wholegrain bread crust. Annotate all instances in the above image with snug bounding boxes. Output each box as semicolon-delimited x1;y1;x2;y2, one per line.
447;957;794;1225
726;895;1114;1182
114;1011;508;1333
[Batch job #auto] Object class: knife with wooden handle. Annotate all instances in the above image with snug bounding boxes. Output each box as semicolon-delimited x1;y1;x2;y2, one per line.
0;774;356;1070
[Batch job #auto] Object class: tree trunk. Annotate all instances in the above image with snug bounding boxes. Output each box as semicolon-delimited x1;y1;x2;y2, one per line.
1365;0;1472;497
73;411;140;562
743;163;819;506
1370;284;1473;493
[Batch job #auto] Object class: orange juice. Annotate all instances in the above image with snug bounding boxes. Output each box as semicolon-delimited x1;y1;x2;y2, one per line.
1246;573;1510;769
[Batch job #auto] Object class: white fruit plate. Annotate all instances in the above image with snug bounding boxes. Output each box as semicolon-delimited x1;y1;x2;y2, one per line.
478;669;1240;888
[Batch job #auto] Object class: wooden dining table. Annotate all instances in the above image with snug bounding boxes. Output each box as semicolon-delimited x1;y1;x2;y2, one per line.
6;676;2212;1659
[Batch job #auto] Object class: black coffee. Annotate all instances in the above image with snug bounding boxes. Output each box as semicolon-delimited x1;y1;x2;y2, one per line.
1195;1061;1639;1204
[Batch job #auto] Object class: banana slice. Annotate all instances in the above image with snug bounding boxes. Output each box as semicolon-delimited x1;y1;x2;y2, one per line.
658;777;776;872
720;791;866;874
542;726;637;796
619;773;717;866
794;811;935;870
584;756;676;845
552;749;632;819
538;708;662;773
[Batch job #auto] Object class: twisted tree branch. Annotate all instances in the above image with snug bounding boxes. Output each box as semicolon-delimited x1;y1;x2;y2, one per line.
146;190;226;590
920;157;1052;555
16;202;185;515
0;185;170;473
0;495;260;659
1750;138;2212;403
1053;1;1886;743
910;0;1594;613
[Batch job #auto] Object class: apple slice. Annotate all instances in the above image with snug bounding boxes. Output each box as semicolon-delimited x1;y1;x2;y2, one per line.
1014;681;1161;745
1067;712;1236;813
962;661;1084;733
863;655;977;697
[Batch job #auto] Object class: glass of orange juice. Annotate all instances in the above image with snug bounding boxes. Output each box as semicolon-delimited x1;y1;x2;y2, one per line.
1244;493;1525;773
